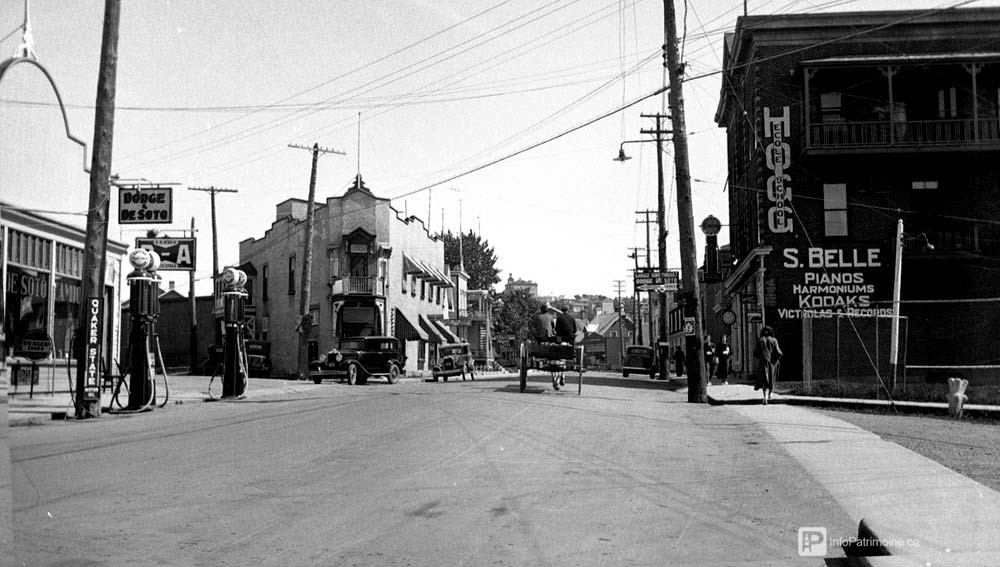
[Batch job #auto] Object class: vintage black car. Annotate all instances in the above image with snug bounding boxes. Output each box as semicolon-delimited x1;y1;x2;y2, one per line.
202;341;272;378
432;343;475;382
622;345;657;378
310;336;405;385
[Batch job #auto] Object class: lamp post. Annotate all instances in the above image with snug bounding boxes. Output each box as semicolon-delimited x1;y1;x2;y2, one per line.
615;135;671;380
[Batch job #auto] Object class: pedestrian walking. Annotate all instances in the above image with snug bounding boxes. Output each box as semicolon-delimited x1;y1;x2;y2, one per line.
703;335;716;384
672;346;686;377
717;335;731;385
754;326;782;405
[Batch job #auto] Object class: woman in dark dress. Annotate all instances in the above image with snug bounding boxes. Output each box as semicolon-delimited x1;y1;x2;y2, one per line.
754;326;782;405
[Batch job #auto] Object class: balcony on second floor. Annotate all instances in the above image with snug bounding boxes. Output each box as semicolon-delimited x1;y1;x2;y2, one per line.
802;53;1000;154
330;275;385;297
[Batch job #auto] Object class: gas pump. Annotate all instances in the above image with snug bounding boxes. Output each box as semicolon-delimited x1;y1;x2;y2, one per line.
221;267;249;399
118;248;162;412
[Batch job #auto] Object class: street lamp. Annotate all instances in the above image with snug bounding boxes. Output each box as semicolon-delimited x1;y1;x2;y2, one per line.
614;130;672;380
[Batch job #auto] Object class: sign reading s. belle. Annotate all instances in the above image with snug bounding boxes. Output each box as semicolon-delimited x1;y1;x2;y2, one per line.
777;245;891;319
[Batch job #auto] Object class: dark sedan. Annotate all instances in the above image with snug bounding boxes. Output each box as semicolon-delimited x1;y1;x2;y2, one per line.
622;345;657;378
310;336;405;385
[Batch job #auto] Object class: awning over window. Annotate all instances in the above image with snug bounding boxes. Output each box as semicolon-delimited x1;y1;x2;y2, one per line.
395;308;428;341
427;265;454;288
402;253;453;287
433;319;461;343
418;314;444;344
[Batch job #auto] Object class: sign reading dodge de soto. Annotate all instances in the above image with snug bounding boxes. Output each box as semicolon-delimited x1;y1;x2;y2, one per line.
135;237;197;271
119;187;172;224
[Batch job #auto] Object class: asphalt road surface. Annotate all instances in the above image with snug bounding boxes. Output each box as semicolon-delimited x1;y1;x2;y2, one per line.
10;372;857;566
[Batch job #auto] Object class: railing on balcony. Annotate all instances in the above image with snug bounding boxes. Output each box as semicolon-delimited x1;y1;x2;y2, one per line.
809;118;1000;149
332;276;384;296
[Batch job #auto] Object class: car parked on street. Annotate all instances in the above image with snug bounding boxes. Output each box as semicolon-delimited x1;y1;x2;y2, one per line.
310;336;405;385
432;342;475;382
622;345;657;378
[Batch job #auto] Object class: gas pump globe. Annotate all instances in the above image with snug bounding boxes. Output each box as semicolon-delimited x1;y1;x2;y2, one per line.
221;267;249;398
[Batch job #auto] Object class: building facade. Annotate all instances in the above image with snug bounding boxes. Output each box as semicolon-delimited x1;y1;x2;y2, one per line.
716;8;1000;384
238;176;458;378
2;204;127;388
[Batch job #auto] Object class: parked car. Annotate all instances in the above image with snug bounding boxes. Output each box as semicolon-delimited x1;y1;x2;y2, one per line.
622;345;657;378
202;341;272;378
310;336;405;385
245;340;272;378
432;342;475;382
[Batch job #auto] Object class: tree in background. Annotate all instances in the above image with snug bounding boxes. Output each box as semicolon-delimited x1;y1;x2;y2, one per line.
438;230;501;291
494;288;544;341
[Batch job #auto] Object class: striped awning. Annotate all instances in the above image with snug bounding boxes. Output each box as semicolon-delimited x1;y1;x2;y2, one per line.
418;314;444;344
433;319;461;343
402;254;453;287
395;308;428;341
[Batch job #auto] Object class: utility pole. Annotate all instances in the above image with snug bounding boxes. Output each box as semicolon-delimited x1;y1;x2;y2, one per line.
662;0;705;403
188;186;237;344
74;0;121;419
614;280;627;365
627;247;645;345
640;114;672;381
188;216;198;375
289;143;345;380
635;209;657;348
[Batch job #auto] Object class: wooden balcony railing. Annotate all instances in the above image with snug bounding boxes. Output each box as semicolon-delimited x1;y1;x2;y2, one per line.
331;276;384;296
809;118;1000;149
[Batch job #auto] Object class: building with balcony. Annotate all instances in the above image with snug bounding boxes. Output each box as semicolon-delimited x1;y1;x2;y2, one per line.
238;175;456;377
439;265;495;370
716;8;1000;384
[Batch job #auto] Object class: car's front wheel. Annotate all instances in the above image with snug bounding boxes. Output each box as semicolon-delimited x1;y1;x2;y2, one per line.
387;363;401;384
347;364;359;385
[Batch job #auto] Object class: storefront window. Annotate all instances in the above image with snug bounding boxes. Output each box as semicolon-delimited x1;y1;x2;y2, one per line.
4;264;50;358
53;276;82;358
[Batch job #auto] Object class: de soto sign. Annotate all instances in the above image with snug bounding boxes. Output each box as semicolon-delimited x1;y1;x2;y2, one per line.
119;187;173;224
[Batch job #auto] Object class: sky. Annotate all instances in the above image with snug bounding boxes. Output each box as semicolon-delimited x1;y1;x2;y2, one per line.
2;0;996;299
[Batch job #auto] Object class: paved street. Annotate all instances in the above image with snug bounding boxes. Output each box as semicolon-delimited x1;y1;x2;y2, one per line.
8;372;862;566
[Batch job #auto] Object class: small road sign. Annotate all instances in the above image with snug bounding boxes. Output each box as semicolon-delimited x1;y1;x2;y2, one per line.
683;317;696;336
635;269;679;292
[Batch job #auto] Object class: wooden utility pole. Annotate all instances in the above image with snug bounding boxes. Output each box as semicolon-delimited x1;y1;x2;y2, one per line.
635;209;657;348
188;186;237;344
662;0;705;402
74;0;121;418
627;247;645;345
614;279;627;364
188;217;199;374
289;143;345;380
640;114;672;381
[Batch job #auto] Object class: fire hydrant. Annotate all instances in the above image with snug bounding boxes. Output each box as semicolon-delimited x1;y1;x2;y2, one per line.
946;377;969;418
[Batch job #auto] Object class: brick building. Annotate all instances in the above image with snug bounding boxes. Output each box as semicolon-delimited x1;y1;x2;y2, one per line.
716;8;1000;384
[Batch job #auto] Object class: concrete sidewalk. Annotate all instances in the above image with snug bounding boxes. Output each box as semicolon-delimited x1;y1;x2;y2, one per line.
6;374;334;425
709;383;1000;565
